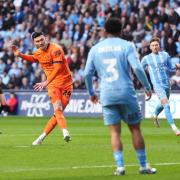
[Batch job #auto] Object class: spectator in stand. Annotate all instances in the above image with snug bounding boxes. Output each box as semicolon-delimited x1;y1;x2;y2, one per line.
0;71;10;87
132;22;145;44
6;92;18;115
32;69;43;87
171;69;180;90
170;24;179;42
152;17;163;31
163;22;172;37
168;8;179;25
113;4;121;18
83;11;93;25
8;62;21;78
160;30;167;50
21;77;31;89
137;8;146;24
13;6;25;24
138;40;151;59
165;37;178;57
158;7;168;24
0;59;6;74
2;13;15;30
60;33;72;49
73;24;81;42
175;36;180;55
0;77;7;89
122;24;133;41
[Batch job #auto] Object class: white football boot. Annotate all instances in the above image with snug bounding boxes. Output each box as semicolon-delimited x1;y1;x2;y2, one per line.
139;163;157;174
114;167;125;175
175;129;180;136
62;129;71;142
32;133;46;145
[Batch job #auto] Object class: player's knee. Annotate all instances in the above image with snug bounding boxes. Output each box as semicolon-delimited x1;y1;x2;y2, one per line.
161;98;168;105
53;100;63;111
128;123;140;133
61;99;69;110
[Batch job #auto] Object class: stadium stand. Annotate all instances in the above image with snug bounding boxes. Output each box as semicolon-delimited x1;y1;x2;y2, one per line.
0;0;179;90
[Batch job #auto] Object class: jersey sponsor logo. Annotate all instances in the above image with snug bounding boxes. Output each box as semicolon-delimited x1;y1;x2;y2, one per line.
54;50;61;57
154;63;167;72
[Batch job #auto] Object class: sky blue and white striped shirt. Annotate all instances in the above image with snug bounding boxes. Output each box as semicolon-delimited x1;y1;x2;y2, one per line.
141;51;176;89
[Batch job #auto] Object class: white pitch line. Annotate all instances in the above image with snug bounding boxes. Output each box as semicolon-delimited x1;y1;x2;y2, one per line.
15;146;30;148
0;133;105;137
0;162;180;174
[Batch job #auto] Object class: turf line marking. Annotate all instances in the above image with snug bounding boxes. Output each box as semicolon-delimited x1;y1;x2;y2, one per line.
15;146;30;148
1;162;180;173
0;133;105;137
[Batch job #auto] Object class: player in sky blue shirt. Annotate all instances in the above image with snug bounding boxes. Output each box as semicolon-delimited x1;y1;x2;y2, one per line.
84;17;156;176
141;37;180;136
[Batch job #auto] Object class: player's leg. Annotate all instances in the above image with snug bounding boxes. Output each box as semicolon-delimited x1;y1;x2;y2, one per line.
103;105;125;175
128;123;156;174
0;89;7;106
110;124;125;175
151;88;164;127
0;89;6;133
0;90;8;114
50;86;72;142
0;94;6;106
32;115;57;145
32;85;72;145
152;103;163;127
60;85;73;142
124;101;156;174
54;105;71;142
157;88;180;135
161;98;180;135
44;115;57;135
154;103;163;117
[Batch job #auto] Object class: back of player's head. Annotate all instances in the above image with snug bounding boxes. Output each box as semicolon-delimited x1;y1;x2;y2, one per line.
150;37;160;45
105;17;122;35
31;32;44;40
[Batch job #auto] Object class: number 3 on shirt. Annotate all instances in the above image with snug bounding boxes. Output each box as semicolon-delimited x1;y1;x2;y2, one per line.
104;58;119;83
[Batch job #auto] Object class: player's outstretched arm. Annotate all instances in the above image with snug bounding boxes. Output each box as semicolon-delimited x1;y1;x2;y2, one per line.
11;45;36;63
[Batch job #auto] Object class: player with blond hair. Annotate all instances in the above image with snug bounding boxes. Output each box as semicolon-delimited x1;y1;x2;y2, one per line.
141;37;180;136
11;32;73;145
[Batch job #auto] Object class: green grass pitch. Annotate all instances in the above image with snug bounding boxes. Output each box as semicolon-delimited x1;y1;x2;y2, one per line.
0;116;180;180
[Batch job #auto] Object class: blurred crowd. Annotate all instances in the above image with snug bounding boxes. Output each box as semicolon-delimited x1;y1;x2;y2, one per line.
0;0;179;91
